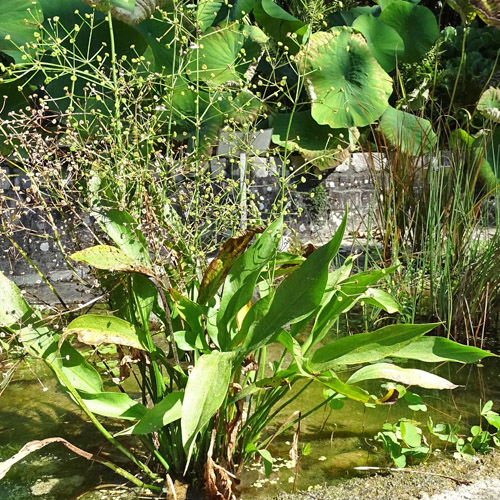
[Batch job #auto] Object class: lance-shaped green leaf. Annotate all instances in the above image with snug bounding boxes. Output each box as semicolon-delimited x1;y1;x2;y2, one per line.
298;29;392;129
347;363;458;390
182;351;235;461
379;106;437;156
117;392;183;435
198;227;263;305
303;267;397;356
216;217;283;350
63;315;146;351
91;208;150;265
379;2;438;64
308;323;438;373
71;245;154;276
478;87;500;123
1;272;105;394
316;374;371;403
391;336;497;364
241;211;348;355
271;111;349;170
352;13;404;72
79;391;147;420
359;288;401;314
0;0;43;63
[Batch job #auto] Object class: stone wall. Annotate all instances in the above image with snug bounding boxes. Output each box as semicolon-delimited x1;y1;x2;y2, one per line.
1;150;443;304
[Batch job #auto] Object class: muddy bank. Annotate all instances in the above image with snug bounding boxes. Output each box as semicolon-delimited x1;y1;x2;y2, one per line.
273;451;500;500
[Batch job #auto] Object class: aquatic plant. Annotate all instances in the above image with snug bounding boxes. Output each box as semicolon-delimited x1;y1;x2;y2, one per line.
1;210;496;498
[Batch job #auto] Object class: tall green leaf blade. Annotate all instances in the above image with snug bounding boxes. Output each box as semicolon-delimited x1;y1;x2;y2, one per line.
241;212;347;355
391;336;496;363
116;392;183;435
347;363;458;390
216;217;283;350
309;323;438;373
181;351;235;454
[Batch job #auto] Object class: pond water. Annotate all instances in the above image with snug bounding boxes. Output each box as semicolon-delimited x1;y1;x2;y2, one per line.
1;352;500;499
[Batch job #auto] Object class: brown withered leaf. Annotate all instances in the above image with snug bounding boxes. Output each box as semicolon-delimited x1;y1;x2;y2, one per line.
198;227;264;305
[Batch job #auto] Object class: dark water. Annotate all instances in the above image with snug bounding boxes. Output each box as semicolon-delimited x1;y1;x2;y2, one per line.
1;353;500;499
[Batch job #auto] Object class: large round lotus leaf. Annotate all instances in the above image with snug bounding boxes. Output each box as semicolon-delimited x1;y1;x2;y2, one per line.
298;29;393;129
272;111;350;170
478;87;500;123
186;25;263;85
379;106;437;156
353;14;404;72
379;2;438;64
0;0;43;63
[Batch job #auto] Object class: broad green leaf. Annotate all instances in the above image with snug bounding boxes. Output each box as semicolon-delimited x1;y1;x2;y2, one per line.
64;314;146;351
198;227;263;305
359;288;401;314
170;289;207;342
379;106;437;156
174;330;209;351
0;0;43;63
317;374;371;403
0;271;32;327
348;363;458;390
51;341;104;394
216;217;283;350
1;273;105;394
111;0;136;12
197;0;225;31
117;392;184;435
401;421;422;447
186;25;262;85
478;87;500;123
271;111;349;170
304;267;397;356
352;14;404;72
182;351;235;458
379;2;438;64
231;0;258;19
257;448;273;476
91;208;150;265
79;391;147;420
241;211;348;355
253;0;307;50
71;245;154;276
298;29;393;128
309;323;438;373
391;336;496;363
